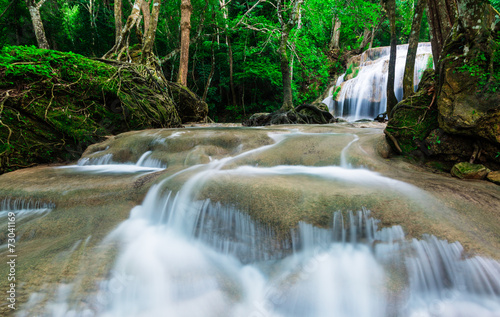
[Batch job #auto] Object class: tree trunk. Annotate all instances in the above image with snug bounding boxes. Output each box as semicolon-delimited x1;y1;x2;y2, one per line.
142;0;160;68
277;0;302;111
26;0;49;49
203;40;216;102
178;0;192;86
141;0;151;36
280;31;294;111
385;0;398;118
104;0;143;60
329;16;341;50
356;26;372;53
228;39;238;108
426;0;456;68
369;26;376;49
402;0;425;99
114;0;122;45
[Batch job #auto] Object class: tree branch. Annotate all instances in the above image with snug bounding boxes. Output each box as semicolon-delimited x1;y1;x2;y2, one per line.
234;0;267;28
37;0;48;9
0;0;14;20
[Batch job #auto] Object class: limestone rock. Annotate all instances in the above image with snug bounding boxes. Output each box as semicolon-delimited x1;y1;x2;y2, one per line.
451;162;491;179
487;171;500;185
423;129;474;162
437;3;500;145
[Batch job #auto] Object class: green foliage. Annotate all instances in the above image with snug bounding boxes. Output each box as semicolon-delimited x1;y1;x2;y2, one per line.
490;0;500;12
0;0;431;126
455;49;500;94
345;64;353;76
61;2;80;43
425;55;434;70
331;86;342;99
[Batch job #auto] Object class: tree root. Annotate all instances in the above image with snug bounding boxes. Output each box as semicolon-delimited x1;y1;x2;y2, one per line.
384;129;403;154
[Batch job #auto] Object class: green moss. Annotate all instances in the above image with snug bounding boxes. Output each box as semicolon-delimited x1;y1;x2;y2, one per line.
451;162;491;179
0;46;185;174
385;69;439;154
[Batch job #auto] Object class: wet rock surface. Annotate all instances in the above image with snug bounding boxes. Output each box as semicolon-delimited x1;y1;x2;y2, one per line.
0;124;499;315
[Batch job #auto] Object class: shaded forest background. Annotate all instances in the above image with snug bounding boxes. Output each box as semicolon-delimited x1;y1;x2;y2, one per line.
1;0;500;122
0;0;434;122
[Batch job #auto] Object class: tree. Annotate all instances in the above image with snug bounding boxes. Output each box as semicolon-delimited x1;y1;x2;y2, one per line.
402;0;425;99
383;0;398;118
277;0;303;111
142;0;161;68
426;0;456;68
103;0;144;60
329;15;341;50
113;0;122;45
25;0;49;49
178;0;192;85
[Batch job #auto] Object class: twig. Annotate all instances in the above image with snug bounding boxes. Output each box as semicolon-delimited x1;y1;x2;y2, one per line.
234;0;267;28
44;83;56;120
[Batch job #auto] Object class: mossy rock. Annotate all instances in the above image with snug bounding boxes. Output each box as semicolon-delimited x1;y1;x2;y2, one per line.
437;4;500;145
450;162;491;179
487;171;500;185
385;69;439;154
243;104;334;126
0;46;205;174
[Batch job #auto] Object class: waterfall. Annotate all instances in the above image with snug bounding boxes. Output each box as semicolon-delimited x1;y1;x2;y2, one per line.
323;43;433;121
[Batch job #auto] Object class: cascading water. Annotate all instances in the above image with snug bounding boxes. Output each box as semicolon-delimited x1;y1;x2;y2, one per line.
59;150;167;174
21;131;500;317
323;43;433;121
0;198;54;221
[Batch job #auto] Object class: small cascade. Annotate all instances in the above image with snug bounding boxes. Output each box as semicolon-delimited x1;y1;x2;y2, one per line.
193;200;291;262
65;151;166;173
77;153;114;166
404;236;500;316
135;151;167;169
324;43;433;121
0;197;55;219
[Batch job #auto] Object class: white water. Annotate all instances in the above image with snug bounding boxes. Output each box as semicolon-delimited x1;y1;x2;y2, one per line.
58;151;167;174
0;197;54;220
28;134;500;317
323;43;433;121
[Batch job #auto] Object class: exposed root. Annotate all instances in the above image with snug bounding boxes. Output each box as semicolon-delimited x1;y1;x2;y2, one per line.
384;129;403;154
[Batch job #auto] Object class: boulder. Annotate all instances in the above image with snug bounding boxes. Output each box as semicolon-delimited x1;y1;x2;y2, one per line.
437;4;500;145
451;162;491;179
422;128;474;162
487;171;500;185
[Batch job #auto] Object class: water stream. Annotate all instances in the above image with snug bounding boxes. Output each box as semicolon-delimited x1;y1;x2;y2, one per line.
14;130;500;317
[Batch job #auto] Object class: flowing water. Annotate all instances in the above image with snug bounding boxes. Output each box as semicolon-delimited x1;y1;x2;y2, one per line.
12;128;500;317
322;43;433;121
